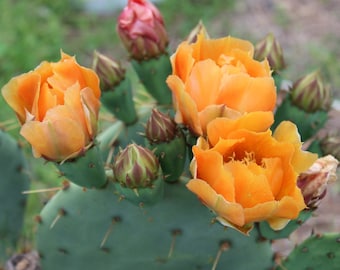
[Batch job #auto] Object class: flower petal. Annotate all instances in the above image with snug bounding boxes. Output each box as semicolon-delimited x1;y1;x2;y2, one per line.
230;49;271;77
81;87;101;138
274;121;318;173
170;42;195;82
192;146;235;202
224;161;275;208
1;72;41;124
185;59;222;111
193;34;254;63
218;73;276;112
20;115;85;161
166;75;202;135
198;105;239;136
187;179;244;226
243;201;278;224
207;111;274;146
49;52;100;99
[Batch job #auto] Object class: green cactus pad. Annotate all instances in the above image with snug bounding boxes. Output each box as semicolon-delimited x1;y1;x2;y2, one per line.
101;77;138;125
278;233;340;270
0;130;30;263
113;174;164;206
147;132;187;183
37;181;274;270
132;55;172;105
56;145;107;189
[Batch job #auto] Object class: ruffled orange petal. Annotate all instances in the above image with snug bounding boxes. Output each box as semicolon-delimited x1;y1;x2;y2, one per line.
192;146;235;202
79;65;101;99
243;201;277;224
218;73;276;112
166;75;202;135
187;179;245;226
1;72;41;124
275;190;306;218
211;137;244;159
207;111;274;146
193;34;254;63
226;129;300;199
37;82;57;121
273;120;301;143
185;59;222;111
20;112;86;161
243;192;305;229
230;49;271;77
170;42;195;82
63;83;93;142
198;105;238;136
34;61;53;83
224;129;273;159
262;157;284;197
224;161;274;208
266;194;305;230
60;52;101;99
273;121;318;174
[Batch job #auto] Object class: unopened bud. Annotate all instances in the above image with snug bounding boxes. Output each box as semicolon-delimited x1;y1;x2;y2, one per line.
145;109;186;182
117;0;169;60
113;144;160;188
254;33;285;72
186;20;210;44
92;51;125;91
145;109;177;143
297;155;338;208
290;70;332;113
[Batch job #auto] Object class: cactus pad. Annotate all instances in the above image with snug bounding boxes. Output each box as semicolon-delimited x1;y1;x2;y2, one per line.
37;181;274;270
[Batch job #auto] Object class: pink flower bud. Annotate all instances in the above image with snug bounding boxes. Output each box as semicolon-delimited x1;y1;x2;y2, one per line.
117;0;168;60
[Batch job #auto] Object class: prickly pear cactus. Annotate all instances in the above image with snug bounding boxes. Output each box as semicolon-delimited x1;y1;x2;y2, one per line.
1;1;339;269
0;130;30;264
278;233;340;270
36;182;274;270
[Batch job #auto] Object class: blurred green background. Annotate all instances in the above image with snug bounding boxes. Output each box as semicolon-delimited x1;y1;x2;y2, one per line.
1;0;340;254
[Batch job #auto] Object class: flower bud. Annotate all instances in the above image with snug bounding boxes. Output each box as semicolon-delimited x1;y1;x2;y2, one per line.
186;20;210;44
254;33;285;72
297;155;338;208
113;144;160;188
145;109;177;143
92;51;125;92
145;109;186;182
290;70;332;113
320;131;340;160
117;0;169;61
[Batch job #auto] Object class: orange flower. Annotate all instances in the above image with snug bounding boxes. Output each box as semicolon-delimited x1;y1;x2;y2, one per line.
187;117;317;234
166;31;276;136
1;52;101;162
